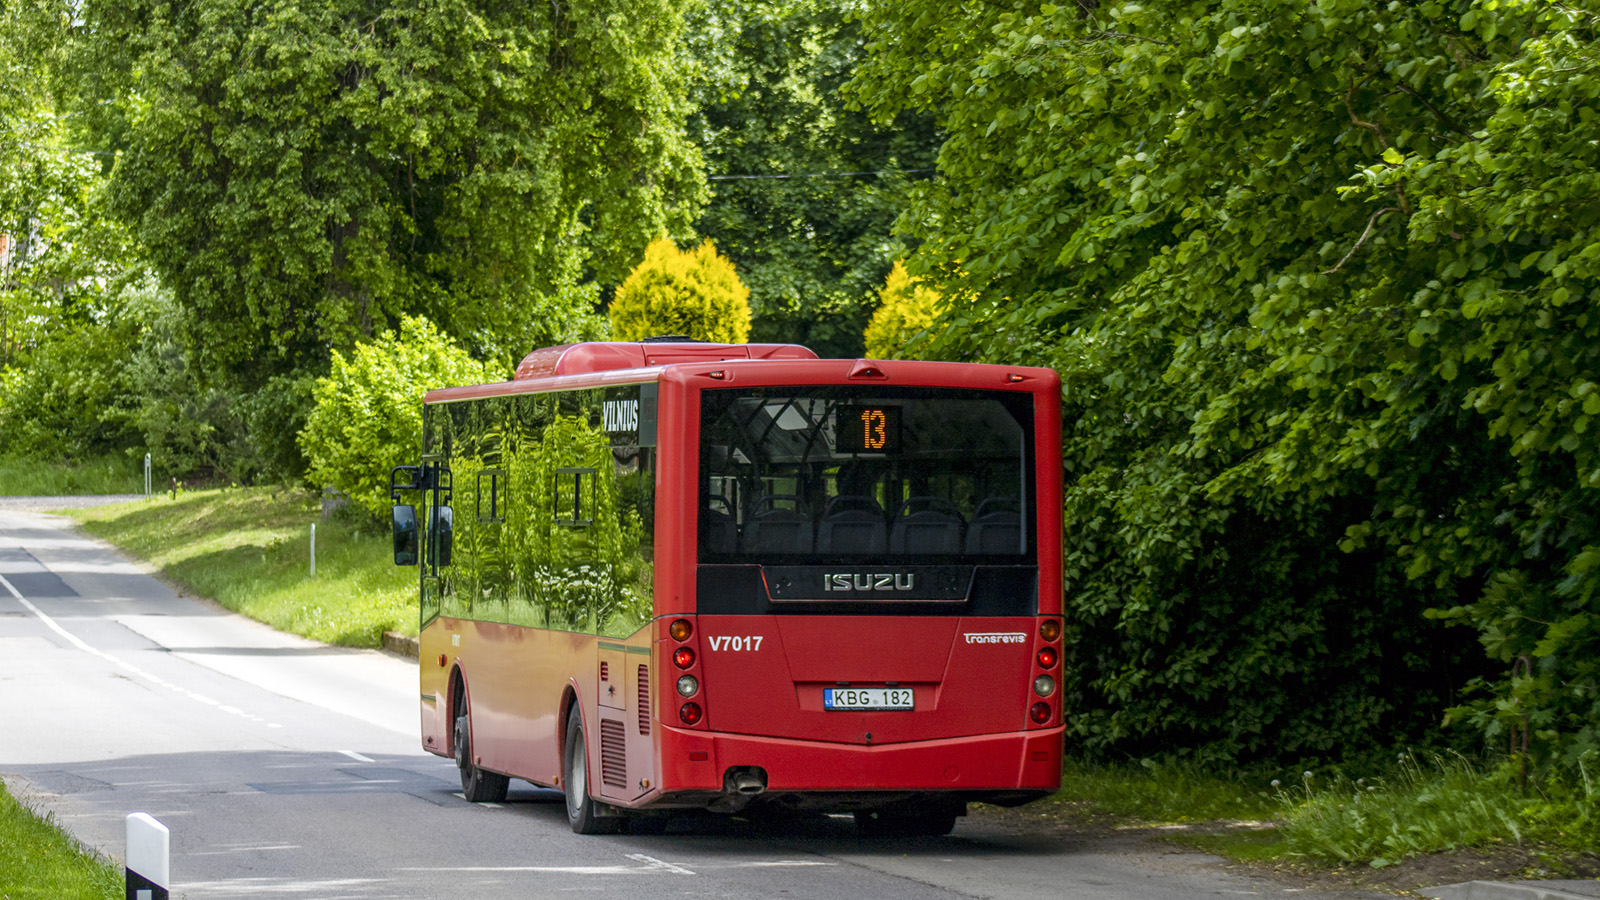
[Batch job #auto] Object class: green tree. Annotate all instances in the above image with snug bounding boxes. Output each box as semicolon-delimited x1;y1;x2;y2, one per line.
58;0;703;386
853;0;1600;764
863;261;944;359
683;0;941;357
0;0;156;464
609;238;752;343
301;316;497;519
0;0;136;366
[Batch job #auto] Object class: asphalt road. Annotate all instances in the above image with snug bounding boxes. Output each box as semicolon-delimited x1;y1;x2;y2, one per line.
0;504;1387;899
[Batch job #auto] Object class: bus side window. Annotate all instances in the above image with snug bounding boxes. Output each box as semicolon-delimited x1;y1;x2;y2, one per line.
477;468;506;523
555;467;596;527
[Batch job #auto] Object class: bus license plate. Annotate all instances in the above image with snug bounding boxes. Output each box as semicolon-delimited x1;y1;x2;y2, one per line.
824;688;914;711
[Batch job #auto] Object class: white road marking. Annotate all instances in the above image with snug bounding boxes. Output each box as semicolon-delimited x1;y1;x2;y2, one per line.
719;861;838;868
339;750;375;763
178;876;385;894
405;865;650;874
0;571;269;727
0;572;126;663
626;854;696;875
188;844;302;856
452;792;504;808
404;854;696;876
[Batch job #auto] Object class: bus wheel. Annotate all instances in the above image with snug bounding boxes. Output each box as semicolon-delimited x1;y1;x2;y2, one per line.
855;801;960;837
454;698;509;803
563;707;619;834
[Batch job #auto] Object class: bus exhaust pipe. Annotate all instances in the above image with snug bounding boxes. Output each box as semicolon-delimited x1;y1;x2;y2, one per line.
731;771;767;796
710;767;768;812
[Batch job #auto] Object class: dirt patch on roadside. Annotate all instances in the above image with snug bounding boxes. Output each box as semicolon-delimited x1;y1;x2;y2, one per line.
1262;845;1600;896
967;801;1600;897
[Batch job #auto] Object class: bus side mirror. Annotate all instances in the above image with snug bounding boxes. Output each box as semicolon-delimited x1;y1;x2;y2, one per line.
392;505;418;566
432;506;454;567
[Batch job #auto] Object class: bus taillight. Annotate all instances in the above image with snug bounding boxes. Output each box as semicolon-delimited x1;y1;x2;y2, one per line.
1029;702;1051;725
673;647;695;669
676;675;699;697
1039;620;1061;642
670;619;693;641
1033;675;1055;698
1036;647;1058;669
679;702;703;725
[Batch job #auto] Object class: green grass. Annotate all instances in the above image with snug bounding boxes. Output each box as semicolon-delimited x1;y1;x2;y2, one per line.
1278;752;1600;867
0;782;122;900
1041;753;1600;870
67;487;416;647
0;455;142;496
1054;757;1279;823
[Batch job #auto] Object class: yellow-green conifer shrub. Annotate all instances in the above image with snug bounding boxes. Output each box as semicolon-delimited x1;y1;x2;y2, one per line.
609;238;751;343
863;261;945;359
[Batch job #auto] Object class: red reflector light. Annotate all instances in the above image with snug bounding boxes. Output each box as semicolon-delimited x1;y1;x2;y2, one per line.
1029;702;1051;725
706;370;726;380
1039;619;1061;642
670;618;693;641
1037;647;1058;669
689;750;709;761
1008;373;1025;383
679;702;703;725
673;647;695;669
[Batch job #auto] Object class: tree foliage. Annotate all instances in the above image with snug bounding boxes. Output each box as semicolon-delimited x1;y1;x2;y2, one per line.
855;0;1600;764
0;0;133;366
0;322;140;460
301;316;496;519
863;261;944;359
59;0;703;384
683;0;940;357
609;238;752;343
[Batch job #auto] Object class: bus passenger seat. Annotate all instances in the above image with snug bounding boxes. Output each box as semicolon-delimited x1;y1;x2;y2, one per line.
704;504;738;554
817;496;887;554
965;498;1023;555
741;495;813;553
890;497;965;554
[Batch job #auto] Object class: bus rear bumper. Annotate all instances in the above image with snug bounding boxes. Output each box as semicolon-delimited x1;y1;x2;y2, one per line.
656;725;1064;799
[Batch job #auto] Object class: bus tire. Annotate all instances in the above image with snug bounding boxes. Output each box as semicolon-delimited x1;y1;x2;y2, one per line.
563;707;619;834
454;697;509;803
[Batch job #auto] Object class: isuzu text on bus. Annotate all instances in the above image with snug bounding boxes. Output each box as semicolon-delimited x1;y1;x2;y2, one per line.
389;339;1064;835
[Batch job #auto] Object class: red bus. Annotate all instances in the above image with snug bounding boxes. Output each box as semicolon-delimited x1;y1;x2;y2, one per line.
390;339;1064;835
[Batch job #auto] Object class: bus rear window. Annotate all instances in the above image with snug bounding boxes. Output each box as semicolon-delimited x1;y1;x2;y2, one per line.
699;387;1035;562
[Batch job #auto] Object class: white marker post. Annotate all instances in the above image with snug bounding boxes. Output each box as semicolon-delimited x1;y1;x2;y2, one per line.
125;812;169;900
143;454;152;497
310;523;316;577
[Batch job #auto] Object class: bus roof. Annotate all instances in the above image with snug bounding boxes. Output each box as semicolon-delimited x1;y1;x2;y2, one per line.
515;341;818;380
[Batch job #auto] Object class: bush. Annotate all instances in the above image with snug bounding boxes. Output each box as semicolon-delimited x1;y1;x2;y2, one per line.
863;261;944;359
0;323;140;460
300;316;496;519
608;238;751;343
